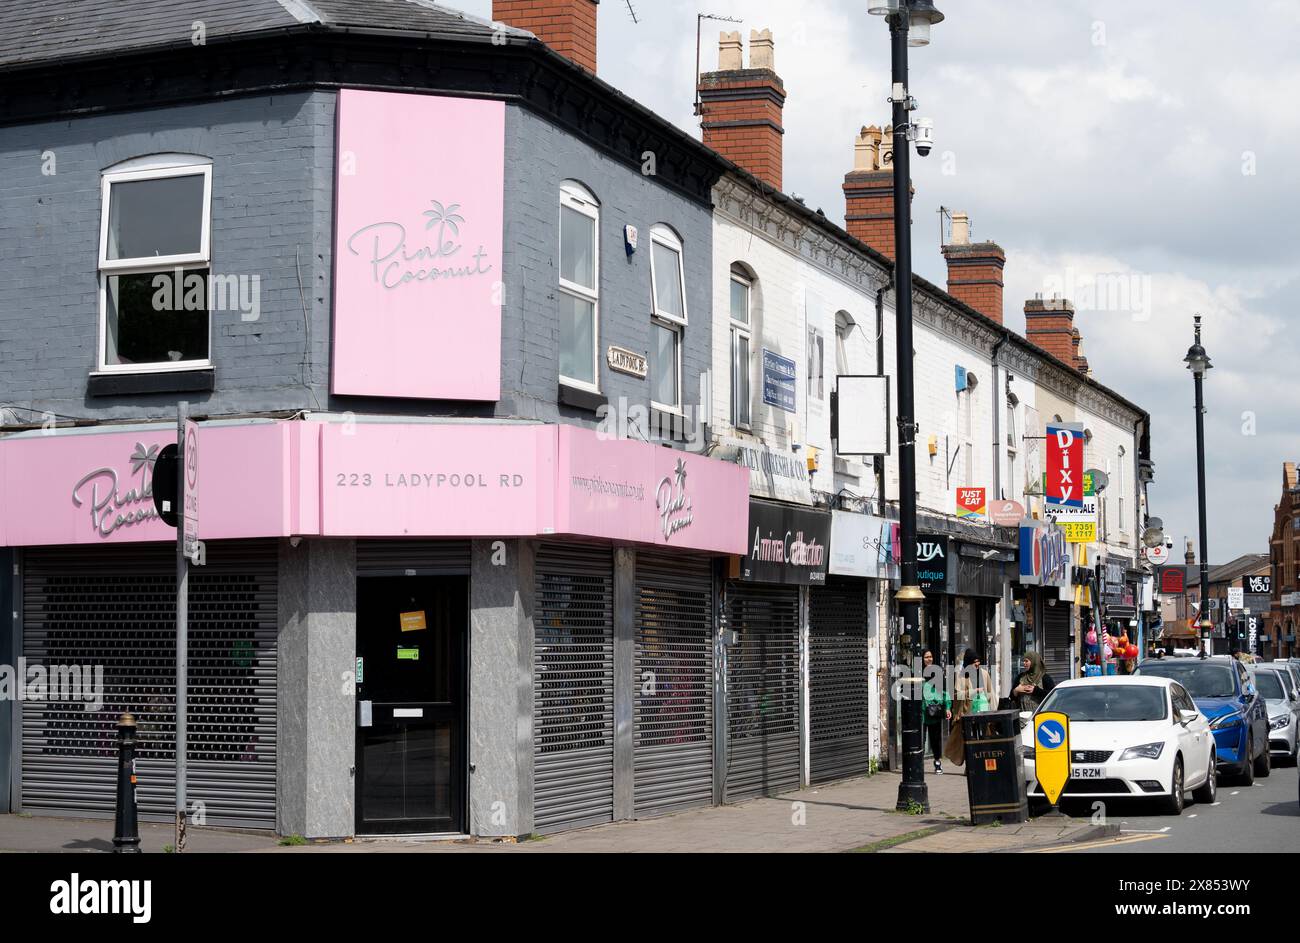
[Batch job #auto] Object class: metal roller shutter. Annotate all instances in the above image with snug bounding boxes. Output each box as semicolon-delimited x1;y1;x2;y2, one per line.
20;541;277;828
356;540;470;576
533;543;614;833
1042;603;1072;683
633;553;714;818
809;580;872;784
725;582;801;802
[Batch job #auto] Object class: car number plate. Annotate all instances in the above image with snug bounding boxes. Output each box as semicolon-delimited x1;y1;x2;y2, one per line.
1071;766;1104;779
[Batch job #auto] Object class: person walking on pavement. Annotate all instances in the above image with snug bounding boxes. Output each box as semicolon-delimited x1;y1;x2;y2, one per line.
943;649;991;767
1009;651;1055;715
921;649;951;774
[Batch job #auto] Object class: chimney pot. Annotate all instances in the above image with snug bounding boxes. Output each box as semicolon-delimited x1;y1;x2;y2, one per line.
950;212;970;245
750;28;776;70
718;30;743;70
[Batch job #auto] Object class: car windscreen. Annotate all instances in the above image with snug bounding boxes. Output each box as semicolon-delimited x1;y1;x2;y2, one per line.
1254;671;1285;700
1037;685;1168;722
1134;662;1236;698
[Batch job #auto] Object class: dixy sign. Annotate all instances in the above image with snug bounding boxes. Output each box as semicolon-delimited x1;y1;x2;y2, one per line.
1046;423;1085;509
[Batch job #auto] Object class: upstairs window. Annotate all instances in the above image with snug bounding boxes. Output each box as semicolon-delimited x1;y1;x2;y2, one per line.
558;181;600;390
98;158;212;371
649;225;687;411
730;265;752;429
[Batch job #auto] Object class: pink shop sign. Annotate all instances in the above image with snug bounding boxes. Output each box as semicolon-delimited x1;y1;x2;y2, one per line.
0;424;293;547
332;90;505;401
553;426;749;554
319;423;553;537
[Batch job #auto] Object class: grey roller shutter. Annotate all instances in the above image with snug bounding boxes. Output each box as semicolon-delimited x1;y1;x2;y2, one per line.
533;543;614;833
809;580;872;784
633;552;714;818
1041;602;1072;683
20;541;277;828
357;540;470;576
725;582;801;802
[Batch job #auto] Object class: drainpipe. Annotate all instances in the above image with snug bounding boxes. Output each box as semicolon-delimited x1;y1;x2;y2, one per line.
876;279;895;769
875;282;890;516
990;332;1009;693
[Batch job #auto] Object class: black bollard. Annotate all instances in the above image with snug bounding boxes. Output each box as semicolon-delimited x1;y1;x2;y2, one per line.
112;712;141;854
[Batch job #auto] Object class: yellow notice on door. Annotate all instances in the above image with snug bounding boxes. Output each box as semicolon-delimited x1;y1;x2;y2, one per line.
400;610;427;633
1034;711;1071;806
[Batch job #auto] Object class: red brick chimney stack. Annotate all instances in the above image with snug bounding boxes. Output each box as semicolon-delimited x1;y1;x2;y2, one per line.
493;0;599;73
843;125;909;260
1024;295;1077;365
941;212;1006;324
698;29;787;190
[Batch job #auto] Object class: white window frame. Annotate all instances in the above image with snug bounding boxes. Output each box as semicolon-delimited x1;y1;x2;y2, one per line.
648;225;688;327
649;225;686;413
558;181;600;392
96;159;213;374
730;268;752;430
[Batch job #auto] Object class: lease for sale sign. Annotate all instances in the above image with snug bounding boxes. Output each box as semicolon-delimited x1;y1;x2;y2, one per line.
1046;423;1085;508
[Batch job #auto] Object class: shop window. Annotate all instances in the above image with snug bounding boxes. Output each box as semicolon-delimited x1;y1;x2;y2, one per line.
97;156;212;371
730;265;752;428
649;224;686;411
559;180;600;390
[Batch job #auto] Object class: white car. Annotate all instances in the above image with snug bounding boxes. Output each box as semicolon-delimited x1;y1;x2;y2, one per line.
1254;665;1300;765
1020;676;1217;815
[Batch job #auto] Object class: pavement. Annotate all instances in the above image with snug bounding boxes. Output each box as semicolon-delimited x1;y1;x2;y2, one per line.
0;766;1117;853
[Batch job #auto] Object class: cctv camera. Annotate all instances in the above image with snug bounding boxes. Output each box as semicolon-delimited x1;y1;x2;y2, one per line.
913;118;934;157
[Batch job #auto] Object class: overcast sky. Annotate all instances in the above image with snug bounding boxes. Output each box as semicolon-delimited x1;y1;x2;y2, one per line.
463;0;1298;562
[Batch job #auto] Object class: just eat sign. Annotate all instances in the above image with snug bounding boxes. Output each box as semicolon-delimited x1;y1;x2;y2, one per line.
1046;423;1085;508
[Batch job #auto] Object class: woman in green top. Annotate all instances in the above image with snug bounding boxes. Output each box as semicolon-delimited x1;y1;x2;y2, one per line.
921;650;951;773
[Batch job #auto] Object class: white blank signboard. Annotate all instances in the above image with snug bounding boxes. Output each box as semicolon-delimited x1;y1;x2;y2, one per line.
836;375;890;456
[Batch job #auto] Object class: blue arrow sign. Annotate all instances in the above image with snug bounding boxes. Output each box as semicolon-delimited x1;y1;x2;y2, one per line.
1036;719;1066;750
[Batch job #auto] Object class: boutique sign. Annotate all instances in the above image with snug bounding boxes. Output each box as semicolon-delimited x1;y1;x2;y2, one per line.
743;500;830;585
333;91;505;401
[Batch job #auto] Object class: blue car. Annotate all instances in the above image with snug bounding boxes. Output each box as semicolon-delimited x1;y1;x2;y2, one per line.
1135;655;1270;784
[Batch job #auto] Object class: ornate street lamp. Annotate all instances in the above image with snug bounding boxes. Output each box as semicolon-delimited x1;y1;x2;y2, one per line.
1184;315;1213;652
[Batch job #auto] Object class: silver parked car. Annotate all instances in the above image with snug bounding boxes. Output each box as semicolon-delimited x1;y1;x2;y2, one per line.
1253;665;1300;765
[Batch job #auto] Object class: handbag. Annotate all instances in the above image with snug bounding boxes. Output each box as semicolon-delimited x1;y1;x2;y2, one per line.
971;691;991;713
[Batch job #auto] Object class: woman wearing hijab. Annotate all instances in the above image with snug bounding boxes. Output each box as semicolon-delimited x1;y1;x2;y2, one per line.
942;649;991;767
1009;650;1056;714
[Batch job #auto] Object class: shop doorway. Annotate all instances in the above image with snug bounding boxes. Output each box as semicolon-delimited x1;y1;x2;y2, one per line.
355;575;466;835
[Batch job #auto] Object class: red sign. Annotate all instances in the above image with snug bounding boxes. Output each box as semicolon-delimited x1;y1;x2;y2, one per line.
1045;423;1084;508
989;499;1025;527
955;487;986;521
1161;568;1185;594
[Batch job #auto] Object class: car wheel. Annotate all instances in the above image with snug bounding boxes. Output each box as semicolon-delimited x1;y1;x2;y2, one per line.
1255;736;1271;778
1160;757;1186;815
1238;739;1255;786
1192;752;1217;804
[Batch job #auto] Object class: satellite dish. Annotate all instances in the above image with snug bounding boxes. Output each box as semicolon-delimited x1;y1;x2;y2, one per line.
1141;525;1165;549
1086;468;1110;494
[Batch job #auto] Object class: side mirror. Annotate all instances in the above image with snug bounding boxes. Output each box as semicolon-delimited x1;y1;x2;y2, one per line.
1179;709;1199;724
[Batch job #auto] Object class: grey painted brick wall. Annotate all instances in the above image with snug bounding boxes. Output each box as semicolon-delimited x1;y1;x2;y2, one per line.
0;92;335;422
0;92;713;431
493;104;714;429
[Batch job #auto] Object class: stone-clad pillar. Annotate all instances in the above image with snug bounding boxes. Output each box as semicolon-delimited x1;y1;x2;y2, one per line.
277;538;356;838
469;539;535;838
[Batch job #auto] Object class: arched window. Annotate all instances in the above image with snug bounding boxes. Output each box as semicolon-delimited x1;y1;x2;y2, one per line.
558;180;600;390
730;263;754;428
98;154;213;371
648;224;686;410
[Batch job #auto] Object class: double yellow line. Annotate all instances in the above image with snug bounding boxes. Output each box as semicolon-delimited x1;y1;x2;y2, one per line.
1029;833;1168;853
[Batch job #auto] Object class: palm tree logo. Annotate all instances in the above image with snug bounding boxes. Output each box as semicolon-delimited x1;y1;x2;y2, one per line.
129;442;160;490
422;200;465;256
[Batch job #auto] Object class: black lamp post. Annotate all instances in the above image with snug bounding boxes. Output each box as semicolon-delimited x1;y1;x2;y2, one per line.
1183;315;1213;653
867;0;943;813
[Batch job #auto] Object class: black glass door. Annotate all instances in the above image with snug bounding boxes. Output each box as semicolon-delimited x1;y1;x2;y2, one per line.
355;576;466;834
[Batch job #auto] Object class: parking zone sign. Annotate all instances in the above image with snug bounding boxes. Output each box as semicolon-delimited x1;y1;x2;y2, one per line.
1034;711;1071;806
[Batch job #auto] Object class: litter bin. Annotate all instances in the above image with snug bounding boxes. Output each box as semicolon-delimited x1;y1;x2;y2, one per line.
961;709;1028;825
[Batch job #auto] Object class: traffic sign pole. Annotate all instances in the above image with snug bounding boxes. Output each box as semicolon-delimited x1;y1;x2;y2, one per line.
175;402;188;853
